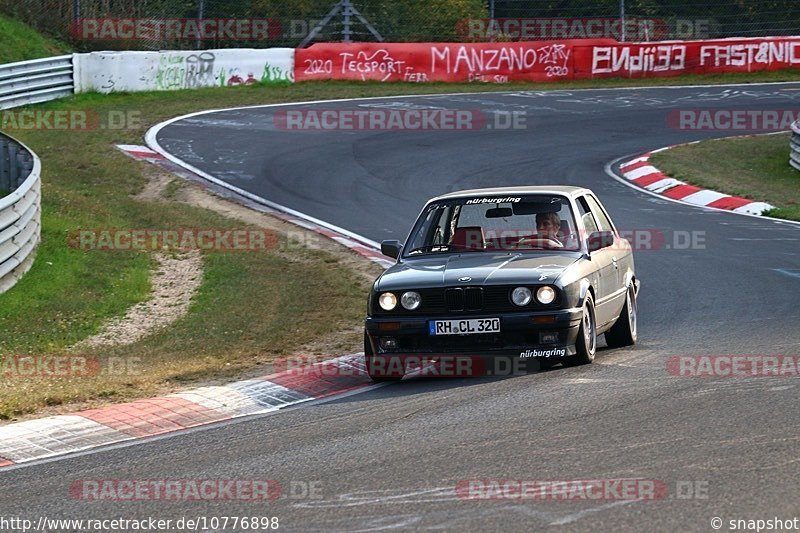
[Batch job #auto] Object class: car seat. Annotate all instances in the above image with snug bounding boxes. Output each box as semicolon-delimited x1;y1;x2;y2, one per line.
451;226;485;251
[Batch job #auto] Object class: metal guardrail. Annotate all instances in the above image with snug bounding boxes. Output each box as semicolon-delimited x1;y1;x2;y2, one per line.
0;132;41;294
0;55;74;110
0;55;65;294
791;120;800;172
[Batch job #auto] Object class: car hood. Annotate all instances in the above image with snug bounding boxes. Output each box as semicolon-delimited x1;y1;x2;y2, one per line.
376;252;582;291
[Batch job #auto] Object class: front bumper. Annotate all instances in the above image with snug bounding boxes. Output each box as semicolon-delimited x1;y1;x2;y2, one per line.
365;307;582;358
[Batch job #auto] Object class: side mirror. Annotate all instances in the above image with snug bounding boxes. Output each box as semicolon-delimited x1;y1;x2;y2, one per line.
381;240;403;259
587;231;614;253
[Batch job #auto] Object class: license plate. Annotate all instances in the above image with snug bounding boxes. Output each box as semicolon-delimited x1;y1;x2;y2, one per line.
429;318;500;336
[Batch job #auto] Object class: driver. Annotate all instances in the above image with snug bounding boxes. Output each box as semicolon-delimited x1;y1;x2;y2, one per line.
535;212;563;246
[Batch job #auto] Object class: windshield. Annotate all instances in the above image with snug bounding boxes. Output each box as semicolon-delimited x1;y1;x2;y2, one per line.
404;194;580;257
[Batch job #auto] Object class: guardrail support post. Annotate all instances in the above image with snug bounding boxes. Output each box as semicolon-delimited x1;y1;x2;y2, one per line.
8;144;18;188
16;151;31;184
0;139;9;191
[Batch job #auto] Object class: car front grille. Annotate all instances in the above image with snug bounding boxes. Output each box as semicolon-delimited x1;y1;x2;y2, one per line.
444;288;464;311
465;287;484;311
375;285;560;315
442;287;485;311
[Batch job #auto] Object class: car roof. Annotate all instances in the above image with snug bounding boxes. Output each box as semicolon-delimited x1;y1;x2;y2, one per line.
429;186;591;203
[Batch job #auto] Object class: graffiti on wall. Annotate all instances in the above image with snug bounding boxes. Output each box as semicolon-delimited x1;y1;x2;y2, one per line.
154;53;218;90
155;53;291;89
218;62;293;86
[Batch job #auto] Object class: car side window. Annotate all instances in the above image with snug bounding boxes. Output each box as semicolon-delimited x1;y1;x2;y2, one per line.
576;197;599;235
585;195;614;233
407;204;452;251
432;205;453;245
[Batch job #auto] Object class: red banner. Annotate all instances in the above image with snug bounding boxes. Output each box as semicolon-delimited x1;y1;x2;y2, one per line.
295;37;800;83
295;40;615;83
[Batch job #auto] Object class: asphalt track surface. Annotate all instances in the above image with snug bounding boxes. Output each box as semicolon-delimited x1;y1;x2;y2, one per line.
3;83;800;532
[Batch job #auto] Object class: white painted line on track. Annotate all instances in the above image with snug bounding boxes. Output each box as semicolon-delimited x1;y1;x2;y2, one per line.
549;499;643;525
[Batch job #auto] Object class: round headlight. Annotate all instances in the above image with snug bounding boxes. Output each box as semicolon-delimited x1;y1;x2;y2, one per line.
401;291;422;310
536;285;556;305
379;292;397;311
511;286;532;306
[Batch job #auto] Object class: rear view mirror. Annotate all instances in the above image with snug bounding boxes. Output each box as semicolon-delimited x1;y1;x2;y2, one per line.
588;231;614;252
485;207;513;218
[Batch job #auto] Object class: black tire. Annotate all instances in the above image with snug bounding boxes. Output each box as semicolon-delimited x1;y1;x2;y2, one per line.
364;331;403;382
563;293;597;366
605;285;638;348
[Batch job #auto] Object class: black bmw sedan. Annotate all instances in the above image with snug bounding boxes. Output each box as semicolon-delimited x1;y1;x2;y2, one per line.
364;186;639;381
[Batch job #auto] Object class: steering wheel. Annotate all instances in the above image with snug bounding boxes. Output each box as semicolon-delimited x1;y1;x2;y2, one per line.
515;234;564;249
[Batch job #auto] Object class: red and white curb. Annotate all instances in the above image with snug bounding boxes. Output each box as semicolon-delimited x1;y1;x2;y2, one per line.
116;144;166;164
0;141;399;469
0;354;374;468
116;144;395;269
618;150;774;216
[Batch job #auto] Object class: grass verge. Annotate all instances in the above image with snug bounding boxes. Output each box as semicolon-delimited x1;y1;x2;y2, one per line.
2;70;800;419
650;133;800;222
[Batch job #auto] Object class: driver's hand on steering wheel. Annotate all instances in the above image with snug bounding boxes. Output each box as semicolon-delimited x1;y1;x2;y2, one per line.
517;234;564;249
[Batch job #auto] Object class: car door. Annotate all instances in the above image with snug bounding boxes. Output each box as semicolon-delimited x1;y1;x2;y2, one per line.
576;196;619;328
584;194;628;326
